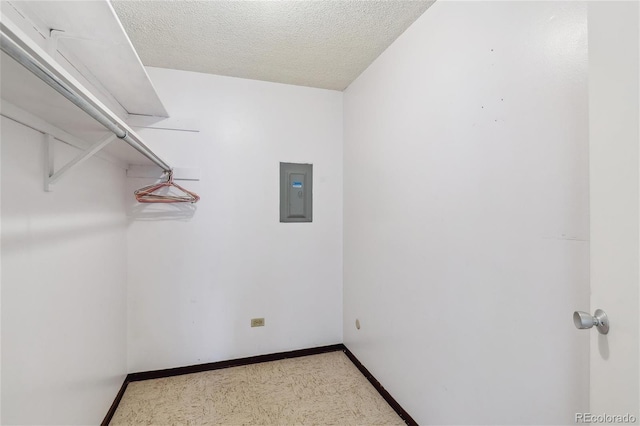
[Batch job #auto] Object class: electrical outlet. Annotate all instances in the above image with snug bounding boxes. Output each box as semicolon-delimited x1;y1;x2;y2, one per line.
251;318;265;327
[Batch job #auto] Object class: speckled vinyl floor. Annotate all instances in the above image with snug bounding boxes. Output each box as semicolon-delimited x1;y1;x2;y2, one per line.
110;351;405;425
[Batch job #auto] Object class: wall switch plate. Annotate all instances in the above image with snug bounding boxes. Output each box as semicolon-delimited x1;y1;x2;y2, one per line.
251;318;265;327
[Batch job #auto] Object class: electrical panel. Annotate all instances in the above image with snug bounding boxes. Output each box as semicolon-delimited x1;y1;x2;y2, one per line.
280;162;312;222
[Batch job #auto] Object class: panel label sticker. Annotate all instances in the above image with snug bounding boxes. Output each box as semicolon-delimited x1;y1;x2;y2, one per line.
292;182;303;188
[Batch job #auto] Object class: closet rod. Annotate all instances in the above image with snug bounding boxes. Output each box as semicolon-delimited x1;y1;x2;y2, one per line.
0;18;172;172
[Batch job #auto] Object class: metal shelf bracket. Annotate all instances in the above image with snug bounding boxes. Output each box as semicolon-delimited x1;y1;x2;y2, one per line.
44;132;117;192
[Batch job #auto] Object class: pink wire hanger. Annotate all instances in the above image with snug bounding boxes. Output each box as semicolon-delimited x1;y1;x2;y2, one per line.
134;170;200;203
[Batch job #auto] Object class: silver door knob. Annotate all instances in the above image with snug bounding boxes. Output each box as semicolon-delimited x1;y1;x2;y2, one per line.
573;309;609;335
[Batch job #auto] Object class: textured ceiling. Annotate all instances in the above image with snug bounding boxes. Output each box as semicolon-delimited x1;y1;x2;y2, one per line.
111;1;434;91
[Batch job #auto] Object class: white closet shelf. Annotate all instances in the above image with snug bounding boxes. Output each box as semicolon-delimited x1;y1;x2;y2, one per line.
2;0;168;118
0;10;173;182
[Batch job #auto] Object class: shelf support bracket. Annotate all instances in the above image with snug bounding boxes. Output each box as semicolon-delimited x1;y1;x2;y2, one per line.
44;133;54;192
45;133;117;192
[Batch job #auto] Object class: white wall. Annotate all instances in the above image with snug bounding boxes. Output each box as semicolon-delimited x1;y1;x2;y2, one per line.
343;2;589;424
0;117;128;424
126;68;343;372
588;1;639;418
0;96;3;426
